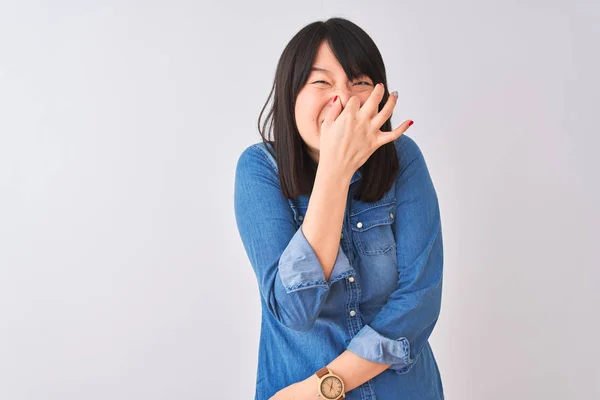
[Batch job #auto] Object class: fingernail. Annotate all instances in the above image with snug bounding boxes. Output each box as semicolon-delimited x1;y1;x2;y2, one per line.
408;120;414;126
333;95;338;103
391;91;398;98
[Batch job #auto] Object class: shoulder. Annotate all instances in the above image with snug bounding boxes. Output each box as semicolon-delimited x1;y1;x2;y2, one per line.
236;141;275;168
235;141;279;182
393;133;424;166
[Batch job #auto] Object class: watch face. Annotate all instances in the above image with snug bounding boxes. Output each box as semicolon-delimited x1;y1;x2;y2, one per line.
320;376;343;399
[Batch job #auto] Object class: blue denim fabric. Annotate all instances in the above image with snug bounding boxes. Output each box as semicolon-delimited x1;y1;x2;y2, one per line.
234;134;444;399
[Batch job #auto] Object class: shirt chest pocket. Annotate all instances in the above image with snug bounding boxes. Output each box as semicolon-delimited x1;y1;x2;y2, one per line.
350;201;396;255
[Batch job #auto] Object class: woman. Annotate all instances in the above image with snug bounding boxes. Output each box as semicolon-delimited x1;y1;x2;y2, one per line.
234;17;444;400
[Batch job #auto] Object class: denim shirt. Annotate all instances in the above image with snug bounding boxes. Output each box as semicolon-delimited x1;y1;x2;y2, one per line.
234;134;444;399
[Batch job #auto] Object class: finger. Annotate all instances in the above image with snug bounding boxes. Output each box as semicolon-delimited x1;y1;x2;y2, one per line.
359;82;386;117
344;95;361;115
322;95;343;126
371;90;398;130
373;120;414;149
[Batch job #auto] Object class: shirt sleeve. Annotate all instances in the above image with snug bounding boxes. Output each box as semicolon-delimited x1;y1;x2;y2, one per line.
346;135;444;374
234;145;354;332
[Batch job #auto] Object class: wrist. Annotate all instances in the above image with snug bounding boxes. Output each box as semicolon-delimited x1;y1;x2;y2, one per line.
301;374;320;396
316;160;354;185
306;367;347;399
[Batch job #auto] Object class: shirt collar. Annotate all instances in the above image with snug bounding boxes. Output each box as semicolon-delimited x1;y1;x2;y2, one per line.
350;169;362;185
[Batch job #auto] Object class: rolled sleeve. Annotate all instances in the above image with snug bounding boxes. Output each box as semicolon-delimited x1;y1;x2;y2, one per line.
347;325;412;373
234;144;355;333
279;225;354;292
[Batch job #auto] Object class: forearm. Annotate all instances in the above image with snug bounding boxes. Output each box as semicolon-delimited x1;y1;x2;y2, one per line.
302;350;391;393
301;163;352;281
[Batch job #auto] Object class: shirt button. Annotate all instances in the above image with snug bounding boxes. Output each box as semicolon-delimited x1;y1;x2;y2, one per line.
390;212;394;219
349;310;357;317
356;222;363;229
298;215;304;221
348;276;355;283
340;232;344;239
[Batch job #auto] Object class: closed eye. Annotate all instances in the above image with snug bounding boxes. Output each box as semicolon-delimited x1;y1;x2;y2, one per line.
312;80;372;86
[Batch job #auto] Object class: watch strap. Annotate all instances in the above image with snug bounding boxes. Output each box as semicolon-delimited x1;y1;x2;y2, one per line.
316;367;330;379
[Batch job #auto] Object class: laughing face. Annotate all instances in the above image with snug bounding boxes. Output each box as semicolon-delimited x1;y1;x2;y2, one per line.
293;41;376;164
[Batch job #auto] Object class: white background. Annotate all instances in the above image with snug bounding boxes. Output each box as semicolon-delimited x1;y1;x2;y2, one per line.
1;1;599;399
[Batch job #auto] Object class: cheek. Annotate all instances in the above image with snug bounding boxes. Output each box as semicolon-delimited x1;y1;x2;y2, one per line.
296;99;321;125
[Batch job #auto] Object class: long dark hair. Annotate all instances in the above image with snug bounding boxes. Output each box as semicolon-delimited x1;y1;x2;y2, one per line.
257;17;399;202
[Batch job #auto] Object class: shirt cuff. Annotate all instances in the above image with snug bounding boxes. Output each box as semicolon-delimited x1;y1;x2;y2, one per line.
347;324;413;373
278;225;354;292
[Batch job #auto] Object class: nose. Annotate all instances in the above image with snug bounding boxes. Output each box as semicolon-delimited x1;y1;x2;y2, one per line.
332;85;354;109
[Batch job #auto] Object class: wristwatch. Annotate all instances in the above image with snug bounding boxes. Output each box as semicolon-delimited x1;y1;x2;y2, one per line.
315;367;346;399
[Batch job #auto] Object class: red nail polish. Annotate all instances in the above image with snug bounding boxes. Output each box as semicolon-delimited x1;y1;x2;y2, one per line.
408;120;414;126
333;96;338;103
